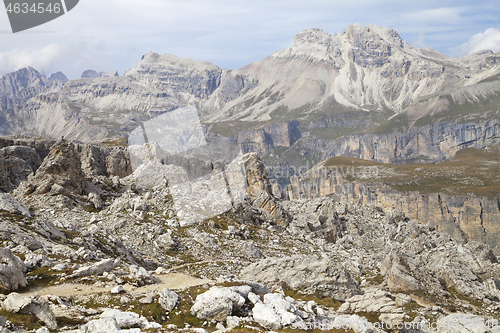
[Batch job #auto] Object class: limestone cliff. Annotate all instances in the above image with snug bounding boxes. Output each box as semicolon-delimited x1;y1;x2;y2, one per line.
285;167;500;253
322;119;500;163
0;137;132;195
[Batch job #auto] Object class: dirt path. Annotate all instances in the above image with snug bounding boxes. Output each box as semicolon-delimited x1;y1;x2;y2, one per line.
23;273;212;297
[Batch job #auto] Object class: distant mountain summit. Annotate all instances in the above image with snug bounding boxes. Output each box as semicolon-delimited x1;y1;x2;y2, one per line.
48;71;68;84
81;69;119;78
0;67;51;112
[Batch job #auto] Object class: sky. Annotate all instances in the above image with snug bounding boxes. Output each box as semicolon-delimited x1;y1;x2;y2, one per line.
0;0;500;79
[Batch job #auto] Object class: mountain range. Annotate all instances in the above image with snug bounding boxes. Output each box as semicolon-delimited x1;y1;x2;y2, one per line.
1;23;500;165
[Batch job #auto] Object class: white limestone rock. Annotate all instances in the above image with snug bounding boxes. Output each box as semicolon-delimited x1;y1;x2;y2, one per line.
252;302;282;330
190;286;245;321
159;288;179;312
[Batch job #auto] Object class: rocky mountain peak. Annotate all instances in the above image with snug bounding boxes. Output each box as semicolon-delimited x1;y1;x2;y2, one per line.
272;24;405;63
48;71;68;84
0;67;46;94
292;28;333;46
129;52;219;74
365;24;404;48
0;66;60;113
81;70;119;79
271;28;339;62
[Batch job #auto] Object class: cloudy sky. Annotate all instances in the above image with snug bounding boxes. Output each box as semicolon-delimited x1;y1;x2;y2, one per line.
1;0;499;79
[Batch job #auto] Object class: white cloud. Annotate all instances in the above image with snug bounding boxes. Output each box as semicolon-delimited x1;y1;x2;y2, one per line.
0;44;69;77
459;28;500;55
401;7;465;25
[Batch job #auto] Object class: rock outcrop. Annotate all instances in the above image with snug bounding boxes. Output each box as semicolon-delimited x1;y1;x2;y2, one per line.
240;254;362;301
190;286;246;321
0;247;27;292
326;119;500;163
29;139;86;194
3;293;57;330
158;288;179;312
338;290;405;325
243;153;291;227
6;138;132;198
285;165;500;253
0;193;31;216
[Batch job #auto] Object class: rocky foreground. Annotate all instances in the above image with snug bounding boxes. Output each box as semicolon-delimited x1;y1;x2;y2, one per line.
0;136;500;332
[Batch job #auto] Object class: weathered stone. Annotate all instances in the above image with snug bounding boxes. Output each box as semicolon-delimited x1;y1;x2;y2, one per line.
100;309;142;329
3;293;57;330
30;140;86;194
24;253;53;270
381;251;420;292
190;286;245;321
240;255;361;301
436;313;491;333
157;233;175;250
252;302;282;330
0;193;31;217
67;258;116;279
263;293;300;326
0;247;27;292
159;288;179;312
243;153;291;227
129;265;156;286
81;317;121;333
338;290;405;325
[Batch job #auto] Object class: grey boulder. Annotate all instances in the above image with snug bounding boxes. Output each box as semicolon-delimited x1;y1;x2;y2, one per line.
0;247;27;292
3;293;57;330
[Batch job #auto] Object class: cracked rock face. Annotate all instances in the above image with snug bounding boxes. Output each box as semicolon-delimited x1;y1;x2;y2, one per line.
240;254;362;301
0;248;27;292
3;293;58;330
30;140;86;194
338;290;405;325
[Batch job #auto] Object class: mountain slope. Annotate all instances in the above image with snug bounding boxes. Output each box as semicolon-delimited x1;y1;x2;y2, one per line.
204;24;500;125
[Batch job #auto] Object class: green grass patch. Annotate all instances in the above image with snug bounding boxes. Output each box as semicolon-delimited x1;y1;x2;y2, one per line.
81;204;100;213
99;137;128;147
166;285;209;330
355;312;380;324
320;146;500;199
401;301;423;322
283;285;343;310
0;309;41;331
366;274;385;285
276;327;354;333
446;286;484;309
18;266;74;292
